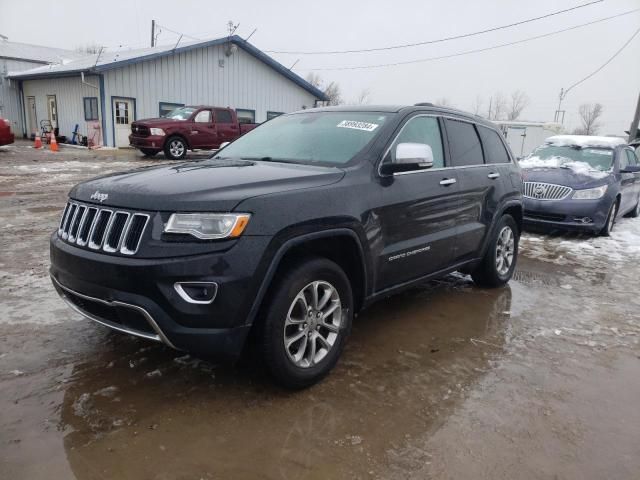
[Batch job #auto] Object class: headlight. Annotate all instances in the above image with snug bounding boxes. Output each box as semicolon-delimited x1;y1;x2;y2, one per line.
572;185;607;200
164;213;250;239
150;128;165;136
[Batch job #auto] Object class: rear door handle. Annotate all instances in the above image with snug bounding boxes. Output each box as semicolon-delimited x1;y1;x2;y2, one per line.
439;178;457;186
488;172;500;179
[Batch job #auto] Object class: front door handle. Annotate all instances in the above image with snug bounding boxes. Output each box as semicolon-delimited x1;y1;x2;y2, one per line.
488;172;500;179
439;178;457;186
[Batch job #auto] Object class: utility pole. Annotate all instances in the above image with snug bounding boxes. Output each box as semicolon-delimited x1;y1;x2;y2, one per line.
629;90;640;142
151;20;156;47
554;88;566;124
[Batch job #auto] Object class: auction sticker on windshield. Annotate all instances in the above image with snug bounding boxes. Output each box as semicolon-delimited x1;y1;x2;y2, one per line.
337;120;379;132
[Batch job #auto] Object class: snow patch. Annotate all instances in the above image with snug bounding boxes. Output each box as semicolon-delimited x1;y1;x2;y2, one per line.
545;135;626;148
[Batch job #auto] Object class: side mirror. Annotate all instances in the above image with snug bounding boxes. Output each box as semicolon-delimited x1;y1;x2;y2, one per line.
219;142;230;149
381;143;434;174
620;165;640;173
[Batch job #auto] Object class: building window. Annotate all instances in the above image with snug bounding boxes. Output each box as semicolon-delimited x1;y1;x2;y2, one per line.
236;108;256;124
266;111;284;121
159;102;184;117
83;97;99;121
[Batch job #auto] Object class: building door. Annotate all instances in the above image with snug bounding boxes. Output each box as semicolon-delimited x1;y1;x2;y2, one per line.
46;95;58;129
112;98;135;148
26;96;37;136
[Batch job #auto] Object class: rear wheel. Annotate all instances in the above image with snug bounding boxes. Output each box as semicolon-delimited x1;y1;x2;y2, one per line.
600;201;618;236
260;257;353;389
140;148;158;157
471;215;519;288
164;136;187;160
626;196;640;218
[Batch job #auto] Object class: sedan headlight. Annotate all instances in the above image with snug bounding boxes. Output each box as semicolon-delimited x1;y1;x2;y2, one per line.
150;128;165;136
164;213;250;239
572;185;608;200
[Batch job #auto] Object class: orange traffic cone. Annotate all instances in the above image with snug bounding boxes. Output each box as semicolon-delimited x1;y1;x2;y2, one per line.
49;132;58;152
34;132;42;149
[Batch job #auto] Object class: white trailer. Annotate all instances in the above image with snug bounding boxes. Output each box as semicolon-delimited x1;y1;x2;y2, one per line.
494;121;564;158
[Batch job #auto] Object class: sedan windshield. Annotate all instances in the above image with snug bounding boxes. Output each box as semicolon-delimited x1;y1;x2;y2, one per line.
164;107;196;120
215;111;389;165
520;145;613;172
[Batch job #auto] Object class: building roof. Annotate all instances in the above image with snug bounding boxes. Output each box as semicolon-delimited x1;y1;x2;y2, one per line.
7;35;328;101
0;39;85;64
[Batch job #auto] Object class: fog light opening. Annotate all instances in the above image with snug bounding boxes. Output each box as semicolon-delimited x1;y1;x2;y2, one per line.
174;282;218;304
573;217;593;224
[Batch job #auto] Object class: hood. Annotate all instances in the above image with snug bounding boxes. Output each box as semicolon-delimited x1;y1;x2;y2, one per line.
133;117;186;126
521;165;612;189
70;159;345;211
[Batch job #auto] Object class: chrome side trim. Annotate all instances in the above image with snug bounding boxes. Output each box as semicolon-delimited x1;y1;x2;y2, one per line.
174;282;218;305
50;275;178;350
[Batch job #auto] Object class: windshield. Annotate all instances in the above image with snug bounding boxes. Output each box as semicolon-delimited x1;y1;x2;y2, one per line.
164;107;196;120
520;145;613;172
215;111;389;165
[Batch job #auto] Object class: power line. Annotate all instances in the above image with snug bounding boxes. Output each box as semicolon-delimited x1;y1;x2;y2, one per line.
303;9;640;71
265;0;604;55
564;25;640;96
156;23;201;42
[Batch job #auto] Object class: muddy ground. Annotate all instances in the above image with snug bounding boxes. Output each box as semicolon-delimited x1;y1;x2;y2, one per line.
1;141;639;479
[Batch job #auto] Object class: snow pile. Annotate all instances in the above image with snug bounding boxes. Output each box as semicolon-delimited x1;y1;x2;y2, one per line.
560;161;609;179
545;135;626;148
521;217;640;266
520;156;610;179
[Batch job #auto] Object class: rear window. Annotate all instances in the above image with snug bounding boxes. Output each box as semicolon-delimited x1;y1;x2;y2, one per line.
478;126;510;164
445;119;484;167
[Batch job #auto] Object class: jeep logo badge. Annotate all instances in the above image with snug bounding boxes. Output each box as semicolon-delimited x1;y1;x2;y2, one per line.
90;191;109;203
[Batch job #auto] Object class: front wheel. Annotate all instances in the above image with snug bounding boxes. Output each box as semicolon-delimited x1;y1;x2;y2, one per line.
139;148;159;157
260;258;353;389
164;136;187;160
471;214;519;288
600;201;618;236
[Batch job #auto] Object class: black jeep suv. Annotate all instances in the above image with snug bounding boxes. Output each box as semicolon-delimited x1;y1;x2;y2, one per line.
50;105;523;388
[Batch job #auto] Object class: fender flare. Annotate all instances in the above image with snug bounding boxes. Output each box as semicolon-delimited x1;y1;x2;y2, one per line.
244;228;369;326
478;199;523;258
164;132;191;150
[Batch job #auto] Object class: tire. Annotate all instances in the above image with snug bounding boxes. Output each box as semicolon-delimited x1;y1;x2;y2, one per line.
626;196;640;218
140;148;158;157
471;214;519;288
600;200;618;236
164;136;187;160
260;257;353;389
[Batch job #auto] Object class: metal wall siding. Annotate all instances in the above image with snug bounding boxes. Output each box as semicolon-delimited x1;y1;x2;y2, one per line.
102;43;317;146
22;75;102;140
1;59;44;136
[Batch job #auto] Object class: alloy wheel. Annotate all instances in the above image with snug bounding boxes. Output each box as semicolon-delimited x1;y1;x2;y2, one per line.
169;140;185;157
283;281;342;368
495;226;515;276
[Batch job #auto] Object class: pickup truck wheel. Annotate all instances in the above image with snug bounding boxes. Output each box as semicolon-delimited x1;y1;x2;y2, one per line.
471;214;519;288
261;258;353;389
164;136;187;160
140;148;158;157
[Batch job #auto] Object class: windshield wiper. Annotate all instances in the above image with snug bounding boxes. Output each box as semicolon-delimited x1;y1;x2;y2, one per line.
241;157;302;164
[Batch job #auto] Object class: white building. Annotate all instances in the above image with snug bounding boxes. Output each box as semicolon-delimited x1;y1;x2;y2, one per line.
0;38;83;137
494;120;564;158
7;35;327;147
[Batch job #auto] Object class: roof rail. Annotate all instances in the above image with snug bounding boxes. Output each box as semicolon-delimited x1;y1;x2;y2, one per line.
414;102;433;107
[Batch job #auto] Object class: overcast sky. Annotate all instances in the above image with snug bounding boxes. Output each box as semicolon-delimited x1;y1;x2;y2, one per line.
1;0;638;134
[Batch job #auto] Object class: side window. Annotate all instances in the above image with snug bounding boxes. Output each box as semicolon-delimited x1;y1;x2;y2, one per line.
478;125;510;164
445;119;484;167
215;109;233;123
626;149;638;166
619;150;629;170
236;109;256;124
194;110;212;123
388;116;444;168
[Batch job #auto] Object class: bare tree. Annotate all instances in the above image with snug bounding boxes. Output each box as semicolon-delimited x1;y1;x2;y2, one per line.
75;43;102;54
354;88;371;105
305;73;343;106
471;95;484;116
573;103;604;135
487;92;507;120
507;90;530;121
434;97;453;108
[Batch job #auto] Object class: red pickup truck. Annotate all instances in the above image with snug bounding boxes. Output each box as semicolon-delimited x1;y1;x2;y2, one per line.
0;118;15;146
129;106;258;159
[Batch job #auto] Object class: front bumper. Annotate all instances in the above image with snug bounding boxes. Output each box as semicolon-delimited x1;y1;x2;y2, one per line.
523;196;611;232
129;134;165;150
50;233;271;361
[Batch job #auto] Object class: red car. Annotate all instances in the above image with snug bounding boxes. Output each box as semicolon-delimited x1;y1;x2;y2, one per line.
129;106;258;159
0;118;15;146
